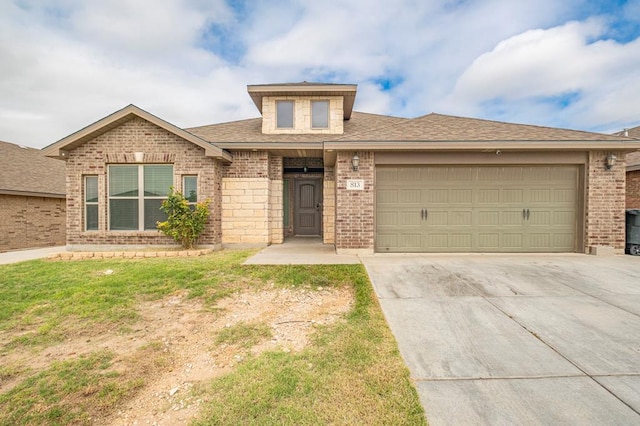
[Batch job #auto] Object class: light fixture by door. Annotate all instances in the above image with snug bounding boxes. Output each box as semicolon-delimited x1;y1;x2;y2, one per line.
352;153;360;172
605;153;617;170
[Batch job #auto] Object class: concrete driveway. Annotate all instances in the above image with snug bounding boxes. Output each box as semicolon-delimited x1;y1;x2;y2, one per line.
361;254;640;425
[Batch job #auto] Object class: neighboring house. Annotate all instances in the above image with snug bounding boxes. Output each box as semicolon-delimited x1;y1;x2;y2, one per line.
43;82;640;254
614;126;640;209
0;140;66;251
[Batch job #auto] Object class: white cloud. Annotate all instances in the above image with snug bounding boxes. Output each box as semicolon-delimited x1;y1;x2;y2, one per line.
0;0;638;148
444;17;640;129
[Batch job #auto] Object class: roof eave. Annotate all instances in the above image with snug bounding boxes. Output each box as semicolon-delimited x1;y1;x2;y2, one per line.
0;189;66;198
323;140;640;151
247;84;357;119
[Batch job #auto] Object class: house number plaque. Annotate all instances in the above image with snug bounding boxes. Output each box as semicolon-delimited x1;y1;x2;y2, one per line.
346;179;364;190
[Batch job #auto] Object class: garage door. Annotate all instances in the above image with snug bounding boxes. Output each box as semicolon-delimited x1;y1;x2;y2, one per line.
376;166;579;253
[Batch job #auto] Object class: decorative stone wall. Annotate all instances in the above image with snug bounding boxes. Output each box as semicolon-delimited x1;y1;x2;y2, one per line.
221;151;269;245
64;117;223;248
586;150;626;253
0;194;66;251
261;96;344;134
335;151;374;254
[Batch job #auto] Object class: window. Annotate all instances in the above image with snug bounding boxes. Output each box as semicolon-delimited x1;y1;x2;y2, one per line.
108;165;173;230
183;175;197;205
311;100;329;128
276;100;294;128
85;176;99;231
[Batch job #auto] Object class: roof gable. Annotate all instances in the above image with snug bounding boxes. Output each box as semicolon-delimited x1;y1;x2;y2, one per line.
42;105;231;162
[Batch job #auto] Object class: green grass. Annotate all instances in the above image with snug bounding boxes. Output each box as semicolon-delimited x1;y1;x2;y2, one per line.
0;250;426;425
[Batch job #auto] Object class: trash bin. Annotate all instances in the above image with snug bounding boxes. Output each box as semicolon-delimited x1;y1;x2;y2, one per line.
626;210;640;255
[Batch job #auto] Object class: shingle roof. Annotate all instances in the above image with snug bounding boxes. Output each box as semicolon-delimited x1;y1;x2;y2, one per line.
0;140;66;197
616;125;640;169
186;111;407;143
339;113;630;142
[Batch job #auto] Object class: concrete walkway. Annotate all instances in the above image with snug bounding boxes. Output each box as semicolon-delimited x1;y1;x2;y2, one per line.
0;246;66;265
362;254;640;425
244;237;360;265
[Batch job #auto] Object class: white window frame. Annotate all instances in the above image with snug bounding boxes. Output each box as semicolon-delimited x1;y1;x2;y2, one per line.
276;100;294;128
84;175;99;231
108;164;173;231
311;100;329;129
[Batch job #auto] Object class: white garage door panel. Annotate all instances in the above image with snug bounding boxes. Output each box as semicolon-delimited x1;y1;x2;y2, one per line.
376;166;579;253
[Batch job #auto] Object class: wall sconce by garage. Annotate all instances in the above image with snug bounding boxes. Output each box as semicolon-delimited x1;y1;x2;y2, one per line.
351;154;360;172
134;152;144;163
605;153;617;170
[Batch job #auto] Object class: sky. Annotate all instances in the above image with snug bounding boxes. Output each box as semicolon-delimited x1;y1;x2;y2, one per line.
1;0;639;149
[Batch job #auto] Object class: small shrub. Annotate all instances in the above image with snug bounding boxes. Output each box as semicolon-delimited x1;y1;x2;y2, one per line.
157;187;210;249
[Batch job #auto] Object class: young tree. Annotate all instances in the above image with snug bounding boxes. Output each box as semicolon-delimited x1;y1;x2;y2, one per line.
157;187;210;249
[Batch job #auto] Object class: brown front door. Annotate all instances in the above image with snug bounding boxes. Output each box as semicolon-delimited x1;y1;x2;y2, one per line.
294;179;322;236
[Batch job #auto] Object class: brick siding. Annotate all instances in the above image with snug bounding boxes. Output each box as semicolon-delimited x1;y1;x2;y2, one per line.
64;117;223;248
626;170;640;209
335;151;374;253
586;151;626;253
0;194;66;251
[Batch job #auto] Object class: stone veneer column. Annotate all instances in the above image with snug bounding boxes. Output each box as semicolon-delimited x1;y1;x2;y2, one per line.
221;151;270;246
323;167;336;244
269;155;284;244
585;150;626;254
335;151;374;254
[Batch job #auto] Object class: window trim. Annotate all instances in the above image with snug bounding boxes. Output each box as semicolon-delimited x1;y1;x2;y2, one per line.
84;175;99;231
276;100;295;129
108;164;173;231
311;100;329;129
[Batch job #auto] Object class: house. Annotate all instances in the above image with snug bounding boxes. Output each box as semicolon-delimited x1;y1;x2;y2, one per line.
43;82;640;254
0;140;66;251
615;126;640;209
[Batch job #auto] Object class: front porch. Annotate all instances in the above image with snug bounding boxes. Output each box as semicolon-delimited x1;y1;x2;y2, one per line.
243;237;359;265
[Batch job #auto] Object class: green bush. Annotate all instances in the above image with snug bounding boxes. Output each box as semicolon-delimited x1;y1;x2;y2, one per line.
156;187;210;249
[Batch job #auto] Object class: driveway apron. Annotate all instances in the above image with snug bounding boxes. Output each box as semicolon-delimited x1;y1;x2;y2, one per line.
361;254;640;425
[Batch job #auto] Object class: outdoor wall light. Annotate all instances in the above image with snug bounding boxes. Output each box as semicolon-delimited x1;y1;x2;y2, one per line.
605;153;617;170
352;154;360;172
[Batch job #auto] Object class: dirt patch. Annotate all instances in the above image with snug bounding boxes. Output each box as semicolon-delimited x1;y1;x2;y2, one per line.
1;285;354;425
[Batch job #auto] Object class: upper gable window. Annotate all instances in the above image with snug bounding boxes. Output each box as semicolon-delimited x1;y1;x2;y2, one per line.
276;101;294;128
311;100;329;128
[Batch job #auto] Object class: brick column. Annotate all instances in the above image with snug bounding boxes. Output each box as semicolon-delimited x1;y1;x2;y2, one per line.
586;150;626;254
335;151;374;254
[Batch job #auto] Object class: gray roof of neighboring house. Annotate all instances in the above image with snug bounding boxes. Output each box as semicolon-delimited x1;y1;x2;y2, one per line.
0;140;66;198
613;125;640;170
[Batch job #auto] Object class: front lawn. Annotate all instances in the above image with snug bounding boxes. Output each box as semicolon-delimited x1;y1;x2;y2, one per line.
0;250;425;425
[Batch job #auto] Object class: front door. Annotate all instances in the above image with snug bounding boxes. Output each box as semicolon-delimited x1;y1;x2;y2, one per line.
294;179;322;236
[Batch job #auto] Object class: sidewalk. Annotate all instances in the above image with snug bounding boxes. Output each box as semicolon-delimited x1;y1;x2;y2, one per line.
0;246;66;265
